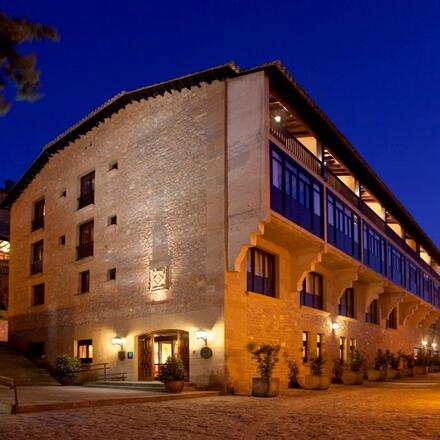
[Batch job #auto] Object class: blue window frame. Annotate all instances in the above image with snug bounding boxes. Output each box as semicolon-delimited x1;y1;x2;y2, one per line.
363;223;386;276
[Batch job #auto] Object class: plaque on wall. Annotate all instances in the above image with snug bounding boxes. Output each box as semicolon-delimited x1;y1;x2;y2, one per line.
200;346;213;359
149;266;169;291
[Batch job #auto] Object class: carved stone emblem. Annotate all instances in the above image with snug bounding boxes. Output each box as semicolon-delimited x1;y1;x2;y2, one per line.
150;266;169;291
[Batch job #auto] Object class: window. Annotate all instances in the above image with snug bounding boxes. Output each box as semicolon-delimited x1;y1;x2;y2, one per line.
31;240;44;274
32;283;45;306
388;245;406;287
339;337;346;362
108;215;117;226
316;334;323;359
386;308;397;329
302;331;309;363
109;161;118;171
339;288;355;318
60;189;67;198
366;299;379;324
59;235;66;246
363;223;386;275
270;146;323;238
27;342;45;358
77;220;94;260
77;339;93;364
108;268;116;281
79;270;90;294
300;272;323;310
246;248;276;297
78;171;95;209
349;338;356;358
32;198;45;231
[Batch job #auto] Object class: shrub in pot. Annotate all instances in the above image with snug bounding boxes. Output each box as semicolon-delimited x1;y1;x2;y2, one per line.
367;349;387;381
332;359;343;384
55;355;81;385
414;352;428;375
386;352;400;379
287;359;300;389
303;357;329;390
342;350;365;385
158;356;185;393
247;342;280;397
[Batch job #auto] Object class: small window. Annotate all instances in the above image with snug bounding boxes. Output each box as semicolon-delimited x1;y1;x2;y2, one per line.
246;248;276;297
59;235;66;246
108;268;116;281
77;339;93;364
339;336;346;362
77;220;94;260
302;331;309;363
339;288;355;318
78;171;95;209
79;270;90;294
33;283;45;306
316;334;323;359
60;190;67;198
109;161;118;171
108;215;117;226
32;198;45;231
31;240;44;274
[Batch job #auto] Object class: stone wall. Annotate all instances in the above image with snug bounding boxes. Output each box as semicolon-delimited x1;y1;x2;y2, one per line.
8;80;227;385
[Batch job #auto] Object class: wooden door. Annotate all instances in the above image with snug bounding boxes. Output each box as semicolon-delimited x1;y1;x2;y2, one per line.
138;334;153;381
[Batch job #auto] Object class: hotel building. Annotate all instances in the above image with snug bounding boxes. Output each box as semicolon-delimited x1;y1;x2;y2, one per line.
2;62;439;392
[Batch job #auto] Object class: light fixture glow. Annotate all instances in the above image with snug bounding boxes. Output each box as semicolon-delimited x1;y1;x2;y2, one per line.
196;330;208;345
331;322;340;330
274;115;281;123
432;342;437;349
421;340;428;347
112;336;124;350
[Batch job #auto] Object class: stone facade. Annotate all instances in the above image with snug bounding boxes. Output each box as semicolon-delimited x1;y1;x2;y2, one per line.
5;64;440;392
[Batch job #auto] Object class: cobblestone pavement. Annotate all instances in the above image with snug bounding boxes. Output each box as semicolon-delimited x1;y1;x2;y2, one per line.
1;381;439;439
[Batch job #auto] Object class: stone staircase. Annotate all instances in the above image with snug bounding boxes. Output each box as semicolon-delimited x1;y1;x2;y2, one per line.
83;380;198;392
0;342;59;386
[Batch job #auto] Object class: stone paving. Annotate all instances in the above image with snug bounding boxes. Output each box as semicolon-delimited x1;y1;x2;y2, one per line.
1;377;440;439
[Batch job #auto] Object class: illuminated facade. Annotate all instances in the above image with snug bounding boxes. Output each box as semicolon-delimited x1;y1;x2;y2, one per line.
2;62;440;391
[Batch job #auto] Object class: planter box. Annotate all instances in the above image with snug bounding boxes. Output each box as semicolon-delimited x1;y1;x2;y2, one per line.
303;375;330;390
251;378;279;397
165;380;184;393
386;369;398;380
414;366;427;375
367;369;385;381
342;370;363;385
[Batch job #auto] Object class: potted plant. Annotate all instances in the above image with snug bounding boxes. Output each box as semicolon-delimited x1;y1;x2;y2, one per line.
386;352;400;379
367;349;387;381
404;353;415;377
332;359;343;384
247;342;280;397
342;350;364;385
303;357;329;390
55;355;81;385
158;356;185;393
287;359;300;389
414;352;428;375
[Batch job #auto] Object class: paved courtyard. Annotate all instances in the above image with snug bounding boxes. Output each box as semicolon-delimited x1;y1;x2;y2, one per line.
1;377;440;439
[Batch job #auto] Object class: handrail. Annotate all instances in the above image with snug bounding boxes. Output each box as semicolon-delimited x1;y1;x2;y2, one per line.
78;363;127;382
0;376;18;413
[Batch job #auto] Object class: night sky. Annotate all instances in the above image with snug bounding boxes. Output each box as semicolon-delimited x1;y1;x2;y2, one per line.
1;1;439;247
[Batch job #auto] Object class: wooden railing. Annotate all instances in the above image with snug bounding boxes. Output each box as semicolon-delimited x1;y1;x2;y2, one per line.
78;363;127;382
0;376;18;414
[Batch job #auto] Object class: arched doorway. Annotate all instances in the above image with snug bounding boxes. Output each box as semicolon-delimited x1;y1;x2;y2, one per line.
138;330;189;381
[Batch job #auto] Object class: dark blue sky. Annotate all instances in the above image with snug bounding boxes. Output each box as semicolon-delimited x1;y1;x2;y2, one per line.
1;1;439;247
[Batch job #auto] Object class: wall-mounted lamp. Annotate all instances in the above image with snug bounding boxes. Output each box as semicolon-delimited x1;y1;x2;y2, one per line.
274;115;281;123
196;330;208;346
421;340;428;347
112;336;124;350
331;322;340;331
432;342;437;349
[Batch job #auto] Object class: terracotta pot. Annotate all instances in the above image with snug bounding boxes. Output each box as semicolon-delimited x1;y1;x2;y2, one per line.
251;378;279;397
59;377;75;386
164;380;185;393
342;370;363;385
386;369;398;380
303;375;330;390
367;369;386;381
414;366;427;375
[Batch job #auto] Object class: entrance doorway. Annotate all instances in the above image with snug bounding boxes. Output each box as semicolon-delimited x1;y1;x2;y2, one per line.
138;330;189;381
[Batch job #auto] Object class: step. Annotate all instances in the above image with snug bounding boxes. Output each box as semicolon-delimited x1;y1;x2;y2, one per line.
84;381;197;392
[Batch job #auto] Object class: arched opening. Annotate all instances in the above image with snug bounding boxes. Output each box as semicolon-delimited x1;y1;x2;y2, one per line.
138;330;189;381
